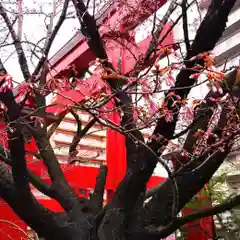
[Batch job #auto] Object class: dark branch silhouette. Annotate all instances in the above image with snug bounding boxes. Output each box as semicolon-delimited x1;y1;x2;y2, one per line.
0;0;239;239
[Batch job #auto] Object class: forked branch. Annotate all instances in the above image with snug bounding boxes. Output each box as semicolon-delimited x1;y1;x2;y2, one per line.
90;165;108;212
33;0;70;77
0;3;30;80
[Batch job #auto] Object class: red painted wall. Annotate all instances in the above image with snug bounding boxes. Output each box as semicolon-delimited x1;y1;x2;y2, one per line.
183;206;214;239
0;200;28;240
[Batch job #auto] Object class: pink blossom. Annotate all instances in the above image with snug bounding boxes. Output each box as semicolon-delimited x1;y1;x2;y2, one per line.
166;92;181;101
154;80;162;91
47;77;69;91
165;110;173;122
170;64;181;70
0;75;13;93
166;74;175;86
190;73;200;80
127;77;137;84
172;50;180;58
140;78;150;92
181;106;194;122
149;101;158;115
208;81;223;94
0;103;7;111
132;106;139;120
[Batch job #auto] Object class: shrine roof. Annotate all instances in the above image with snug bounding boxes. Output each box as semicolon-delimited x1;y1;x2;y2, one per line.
49;1;117;69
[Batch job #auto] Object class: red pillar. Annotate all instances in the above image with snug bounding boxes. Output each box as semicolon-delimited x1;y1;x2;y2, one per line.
182;192;214;239
106;100;126;191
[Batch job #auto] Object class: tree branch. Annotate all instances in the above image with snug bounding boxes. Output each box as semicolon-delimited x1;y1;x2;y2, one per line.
0;161;81;240
0;89;71;240
47;108;69;138
0;60;51;198
27;123;67;184
145;181;165;199
72;0;144;140
143;0;177;63
68;109;81;156
72;0;107;60
0;3;30;80
0;161;18;205
0;84;31;195
73;1;237;237
187;0;233;58
26;122;83;212
99;0;236;218
0;58;7;74
0;144;55;198
35;61;48;114
33;0;69;77
17;0;23;41
149;0;236;154
73;0;145;142
142;194;240;239
181;0;190;52
90;165;108;212
128;70;239;231
68;111;97;162
0;161;77;240
183;69;238;156
130;104;233;232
